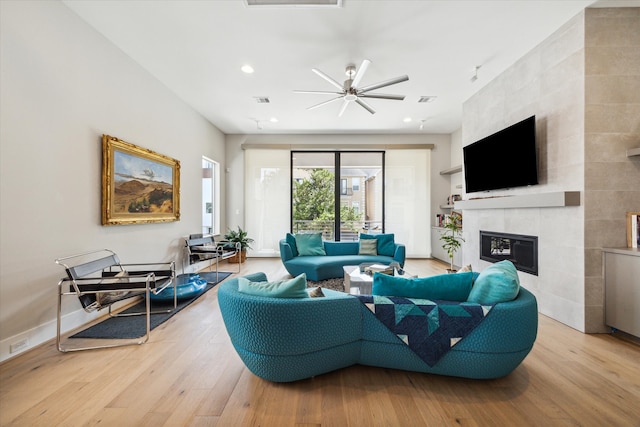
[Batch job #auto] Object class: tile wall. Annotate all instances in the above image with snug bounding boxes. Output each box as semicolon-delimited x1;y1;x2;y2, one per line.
462;8;640;332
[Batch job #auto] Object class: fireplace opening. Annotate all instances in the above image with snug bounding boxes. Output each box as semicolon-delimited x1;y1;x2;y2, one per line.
480;231;538;275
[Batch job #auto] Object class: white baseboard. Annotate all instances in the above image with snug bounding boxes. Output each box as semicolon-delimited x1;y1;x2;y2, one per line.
0;307;100;363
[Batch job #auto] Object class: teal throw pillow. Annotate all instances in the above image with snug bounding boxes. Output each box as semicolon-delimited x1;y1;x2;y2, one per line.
372;271;474;301
359;239;378;255
295;232;326;256
360;233;395;257
237;273;309;298
286;233;298;257
467;260;520;304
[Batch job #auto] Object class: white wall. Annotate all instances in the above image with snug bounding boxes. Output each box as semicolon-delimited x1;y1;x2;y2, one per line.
449;129;464;195
0;1;226;361
430;134;454;227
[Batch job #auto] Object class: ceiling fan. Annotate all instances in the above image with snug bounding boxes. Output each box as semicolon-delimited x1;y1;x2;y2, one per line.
294;59;408;116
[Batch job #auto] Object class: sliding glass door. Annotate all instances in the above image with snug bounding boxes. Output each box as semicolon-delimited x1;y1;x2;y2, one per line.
340;152;384;239
291;151;384;241
291;152;336;239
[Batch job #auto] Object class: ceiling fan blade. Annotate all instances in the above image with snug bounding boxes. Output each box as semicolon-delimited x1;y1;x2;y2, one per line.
355;98;376;115
338;99;350;117
307;96;343;111
358;75;409;94
294;90;343;95
350;59;371;88
359;93;405;101
312;68;344;91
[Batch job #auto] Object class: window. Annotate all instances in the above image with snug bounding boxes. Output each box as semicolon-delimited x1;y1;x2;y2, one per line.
292;151;383;240
201;157;220;235
340;179;348;195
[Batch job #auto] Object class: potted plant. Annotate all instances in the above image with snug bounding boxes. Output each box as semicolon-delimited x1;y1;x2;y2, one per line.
223;226;254;263
439;213;464;273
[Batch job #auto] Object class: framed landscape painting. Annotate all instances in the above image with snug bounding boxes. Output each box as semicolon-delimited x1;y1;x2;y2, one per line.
102;135;180;225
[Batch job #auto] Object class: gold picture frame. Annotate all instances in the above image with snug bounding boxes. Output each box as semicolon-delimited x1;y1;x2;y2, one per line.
627;211;640;248
102;135;180;226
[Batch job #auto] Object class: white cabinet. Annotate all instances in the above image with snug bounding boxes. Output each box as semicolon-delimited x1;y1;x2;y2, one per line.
431;227;463;269
603;248;640;338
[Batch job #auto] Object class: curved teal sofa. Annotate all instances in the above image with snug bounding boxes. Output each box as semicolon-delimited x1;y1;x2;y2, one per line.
279;240;406;281
218;272;538;382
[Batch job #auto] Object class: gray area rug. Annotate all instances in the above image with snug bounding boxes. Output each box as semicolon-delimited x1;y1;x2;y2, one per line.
71;272;231;339
307;277;345;292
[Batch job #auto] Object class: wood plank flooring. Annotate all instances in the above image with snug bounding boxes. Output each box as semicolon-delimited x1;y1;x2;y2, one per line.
1;258;639;426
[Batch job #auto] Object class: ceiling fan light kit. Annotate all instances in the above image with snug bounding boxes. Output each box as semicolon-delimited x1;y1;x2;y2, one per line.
295;59;408;116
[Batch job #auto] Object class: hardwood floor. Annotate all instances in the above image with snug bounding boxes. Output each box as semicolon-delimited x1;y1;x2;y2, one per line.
1;258;639;426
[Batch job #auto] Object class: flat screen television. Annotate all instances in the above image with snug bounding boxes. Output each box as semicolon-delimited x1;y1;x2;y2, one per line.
463;115;538;193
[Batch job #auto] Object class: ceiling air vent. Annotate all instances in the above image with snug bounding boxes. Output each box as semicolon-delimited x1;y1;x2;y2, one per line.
418;96;437;103
245;0;342;7
254;96;271;104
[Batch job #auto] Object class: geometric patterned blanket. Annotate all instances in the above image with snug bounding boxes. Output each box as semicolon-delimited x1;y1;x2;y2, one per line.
356;295;493;366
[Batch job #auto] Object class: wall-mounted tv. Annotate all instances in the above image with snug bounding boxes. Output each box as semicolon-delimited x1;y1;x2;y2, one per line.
463;115;538;193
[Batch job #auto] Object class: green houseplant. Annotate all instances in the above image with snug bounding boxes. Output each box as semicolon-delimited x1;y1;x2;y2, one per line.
223;226;254;263
439;213;464;273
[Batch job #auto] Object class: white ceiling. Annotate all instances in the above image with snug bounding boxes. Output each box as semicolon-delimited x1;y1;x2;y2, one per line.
62;0;635;135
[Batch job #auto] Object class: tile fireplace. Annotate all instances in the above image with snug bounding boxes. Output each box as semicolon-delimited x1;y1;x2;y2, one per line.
480;231;538;275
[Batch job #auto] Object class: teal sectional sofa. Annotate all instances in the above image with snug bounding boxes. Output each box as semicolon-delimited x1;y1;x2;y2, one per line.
279;234;406;281
218;263;538;382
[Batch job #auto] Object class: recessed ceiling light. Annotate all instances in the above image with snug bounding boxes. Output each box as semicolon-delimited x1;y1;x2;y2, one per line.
403;117;412;123
270;117;278;123
241;64;254;74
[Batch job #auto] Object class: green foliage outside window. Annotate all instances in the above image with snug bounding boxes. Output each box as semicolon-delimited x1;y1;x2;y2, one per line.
293;169;361;233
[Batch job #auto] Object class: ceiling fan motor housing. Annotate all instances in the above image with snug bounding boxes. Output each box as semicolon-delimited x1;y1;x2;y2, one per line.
345;64;356;77
344;80;358;100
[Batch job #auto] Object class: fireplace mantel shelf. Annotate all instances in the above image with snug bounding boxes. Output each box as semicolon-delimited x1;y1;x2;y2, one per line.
454;191;580;210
